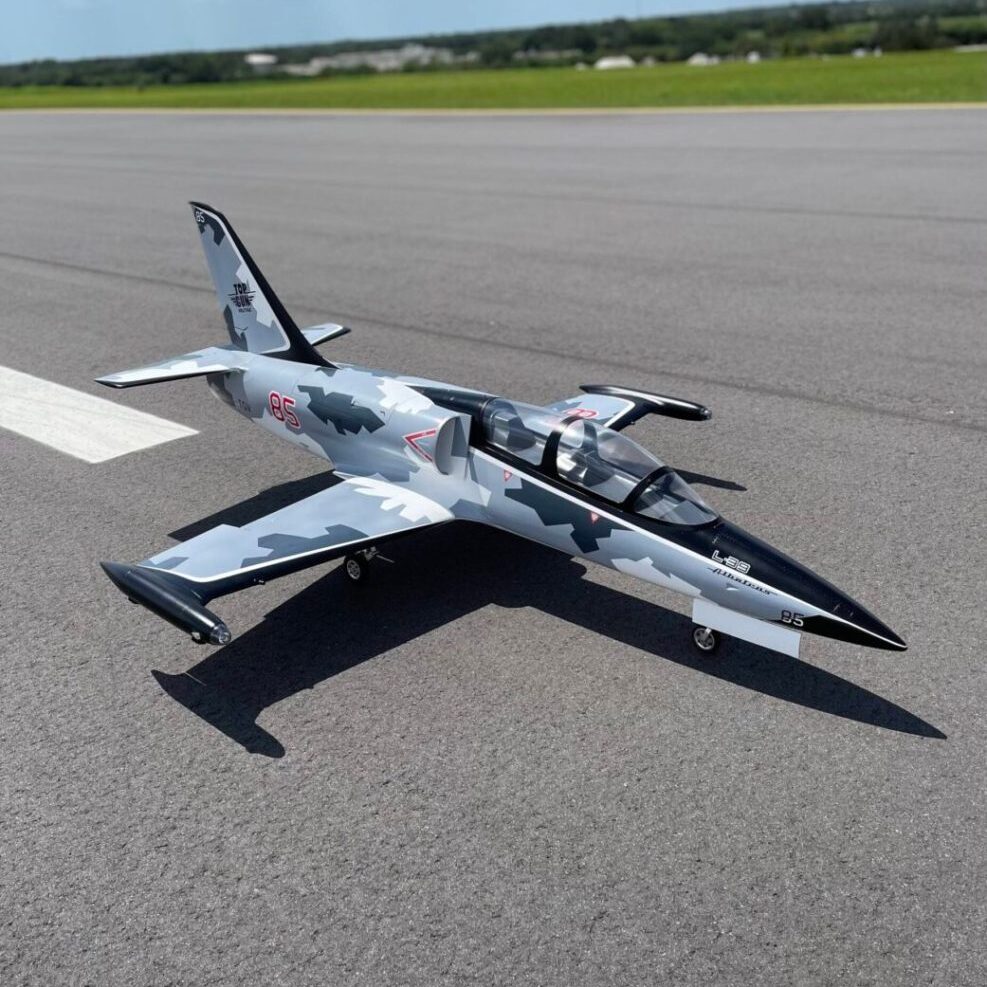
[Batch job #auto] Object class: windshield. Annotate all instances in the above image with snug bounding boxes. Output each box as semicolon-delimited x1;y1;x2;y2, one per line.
633;471;717;526
556;419;662;503
483;399;563;465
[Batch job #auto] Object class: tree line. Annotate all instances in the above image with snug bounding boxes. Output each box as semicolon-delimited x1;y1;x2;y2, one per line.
2;0;985;87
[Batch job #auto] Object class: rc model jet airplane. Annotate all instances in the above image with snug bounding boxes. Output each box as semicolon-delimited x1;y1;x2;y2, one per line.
98;203;907;660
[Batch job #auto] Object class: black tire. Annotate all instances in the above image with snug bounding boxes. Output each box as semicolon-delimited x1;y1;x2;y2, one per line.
692;625;720;655
343;553;369;585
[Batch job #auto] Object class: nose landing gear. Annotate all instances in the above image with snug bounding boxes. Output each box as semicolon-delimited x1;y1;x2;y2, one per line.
692;625;720;655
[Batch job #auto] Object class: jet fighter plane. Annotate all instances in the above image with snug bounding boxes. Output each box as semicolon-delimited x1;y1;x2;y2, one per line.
98;203;907;660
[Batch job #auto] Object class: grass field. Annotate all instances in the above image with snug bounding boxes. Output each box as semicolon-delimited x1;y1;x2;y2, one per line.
1;51;984;110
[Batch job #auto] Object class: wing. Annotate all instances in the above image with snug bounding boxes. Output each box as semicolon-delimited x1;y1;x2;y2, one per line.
547;384;711;431
546;392;639;428
101;476;452;644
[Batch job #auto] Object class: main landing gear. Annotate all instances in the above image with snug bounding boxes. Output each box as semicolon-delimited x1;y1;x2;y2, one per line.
342;546;388;585
691;625;720;656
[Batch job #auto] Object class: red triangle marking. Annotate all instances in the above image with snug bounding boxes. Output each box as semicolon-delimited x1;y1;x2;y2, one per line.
590;511;599;523
403;428;437;462
503;470;513;482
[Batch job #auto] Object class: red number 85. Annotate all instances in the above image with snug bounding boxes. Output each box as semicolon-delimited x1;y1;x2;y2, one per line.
268;390;300;429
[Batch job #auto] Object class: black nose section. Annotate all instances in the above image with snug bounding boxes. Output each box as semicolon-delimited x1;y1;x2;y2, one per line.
801;609;907;651
709;522;907;652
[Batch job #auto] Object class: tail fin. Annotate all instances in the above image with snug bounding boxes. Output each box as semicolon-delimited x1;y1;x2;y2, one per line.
189;202;330;367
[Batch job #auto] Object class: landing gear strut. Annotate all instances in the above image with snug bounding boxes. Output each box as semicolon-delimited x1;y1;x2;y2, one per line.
343;546;387;585
692;625;720;655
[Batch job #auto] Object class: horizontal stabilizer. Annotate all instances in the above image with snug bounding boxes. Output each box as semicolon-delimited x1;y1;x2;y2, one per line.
95;346;247;389
301;323;351;347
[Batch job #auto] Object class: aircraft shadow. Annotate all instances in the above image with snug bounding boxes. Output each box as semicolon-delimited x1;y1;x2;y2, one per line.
152;522;944;758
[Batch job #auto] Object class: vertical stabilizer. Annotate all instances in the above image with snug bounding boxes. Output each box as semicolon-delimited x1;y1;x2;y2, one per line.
189;202;330;367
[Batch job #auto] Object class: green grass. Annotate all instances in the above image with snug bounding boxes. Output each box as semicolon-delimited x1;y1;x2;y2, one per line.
1;50;984;110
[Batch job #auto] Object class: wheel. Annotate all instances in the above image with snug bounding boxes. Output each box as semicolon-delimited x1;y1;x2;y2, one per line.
343;553;369;584
692;625;720;655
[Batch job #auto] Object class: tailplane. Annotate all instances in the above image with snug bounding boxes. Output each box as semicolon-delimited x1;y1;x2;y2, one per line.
189;202;330;367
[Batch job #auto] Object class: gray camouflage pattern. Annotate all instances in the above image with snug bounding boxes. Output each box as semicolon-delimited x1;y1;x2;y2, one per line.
97;203;905;655
192;204;290;355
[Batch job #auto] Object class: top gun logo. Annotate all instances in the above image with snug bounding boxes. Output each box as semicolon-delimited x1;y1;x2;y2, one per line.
228;281;255;313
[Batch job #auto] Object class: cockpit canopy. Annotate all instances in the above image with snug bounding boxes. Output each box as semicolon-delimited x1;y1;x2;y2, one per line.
482;399;717;526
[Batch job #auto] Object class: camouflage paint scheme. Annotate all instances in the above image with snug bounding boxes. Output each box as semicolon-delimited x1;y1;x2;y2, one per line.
97;204;906;656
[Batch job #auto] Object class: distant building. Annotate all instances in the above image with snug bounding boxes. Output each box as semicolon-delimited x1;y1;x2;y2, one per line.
244;52;277;72
281;43;469;76
687;52;720;66
594;55;635;70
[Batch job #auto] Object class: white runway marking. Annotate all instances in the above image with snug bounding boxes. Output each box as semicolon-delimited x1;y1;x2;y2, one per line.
0;365;197;463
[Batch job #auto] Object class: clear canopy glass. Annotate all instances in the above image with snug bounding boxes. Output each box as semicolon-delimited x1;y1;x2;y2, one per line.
556;419;661;503
482;399;562;466
482;398;717;526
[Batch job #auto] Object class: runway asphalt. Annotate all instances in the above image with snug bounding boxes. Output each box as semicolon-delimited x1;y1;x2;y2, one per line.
1;108;984;986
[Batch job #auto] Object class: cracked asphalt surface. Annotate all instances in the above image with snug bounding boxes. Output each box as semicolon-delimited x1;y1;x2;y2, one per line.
1;108;984;985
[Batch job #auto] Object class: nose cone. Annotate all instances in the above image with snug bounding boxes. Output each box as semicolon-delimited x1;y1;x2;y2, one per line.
802;602;908;651
711;523;907;652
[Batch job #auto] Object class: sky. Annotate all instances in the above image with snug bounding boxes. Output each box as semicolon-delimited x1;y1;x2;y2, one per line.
3;0;782;65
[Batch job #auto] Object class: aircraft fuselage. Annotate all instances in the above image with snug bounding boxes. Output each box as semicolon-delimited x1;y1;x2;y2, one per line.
205;355;906;657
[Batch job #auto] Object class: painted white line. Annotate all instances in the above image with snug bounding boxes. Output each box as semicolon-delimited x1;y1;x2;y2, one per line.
0;365;198;463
